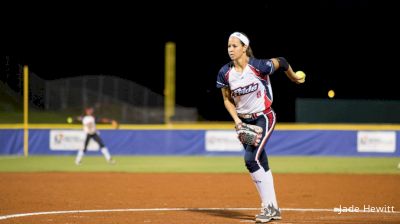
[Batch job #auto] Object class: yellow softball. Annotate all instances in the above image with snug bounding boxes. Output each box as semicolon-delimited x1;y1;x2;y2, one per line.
295;71;306;83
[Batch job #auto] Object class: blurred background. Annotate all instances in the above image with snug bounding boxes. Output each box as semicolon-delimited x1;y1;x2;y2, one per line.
1;0;399;124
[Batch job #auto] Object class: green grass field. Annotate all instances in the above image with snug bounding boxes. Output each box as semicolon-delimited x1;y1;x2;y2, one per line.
0;156;399;174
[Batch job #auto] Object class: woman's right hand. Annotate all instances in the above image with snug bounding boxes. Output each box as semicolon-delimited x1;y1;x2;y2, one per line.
235;121;243;130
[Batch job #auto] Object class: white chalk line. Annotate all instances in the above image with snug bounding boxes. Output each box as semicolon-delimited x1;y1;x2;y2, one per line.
0;207;399;221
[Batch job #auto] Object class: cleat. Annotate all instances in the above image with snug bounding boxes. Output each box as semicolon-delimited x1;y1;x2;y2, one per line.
108;159;116;165
255;204;281;223
271;208;282;220
255;214;271;223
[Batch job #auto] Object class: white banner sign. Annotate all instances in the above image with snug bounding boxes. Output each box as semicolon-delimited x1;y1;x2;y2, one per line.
205;130;244;152
357;131;396;153
50;130;99;151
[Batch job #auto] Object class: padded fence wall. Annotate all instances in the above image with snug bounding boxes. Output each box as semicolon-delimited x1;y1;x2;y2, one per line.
1;128;399;157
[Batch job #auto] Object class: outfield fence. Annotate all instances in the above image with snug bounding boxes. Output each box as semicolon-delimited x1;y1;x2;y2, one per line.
1;124;399;157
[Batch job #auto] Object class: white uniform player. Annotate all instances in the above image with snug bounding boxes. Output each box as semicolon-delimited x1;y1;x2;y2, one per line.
83;115;97;135
75;107;116;165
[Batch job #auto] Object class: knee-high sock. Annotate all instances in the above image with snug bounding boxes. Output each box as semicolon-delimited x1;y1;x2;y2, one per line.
101;147;111;161
250;168;278;208
75;150;84;164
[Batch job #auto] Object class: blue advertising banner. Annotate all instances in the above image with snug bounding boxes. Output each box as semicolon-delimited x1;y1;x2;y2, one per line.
1;128;399;156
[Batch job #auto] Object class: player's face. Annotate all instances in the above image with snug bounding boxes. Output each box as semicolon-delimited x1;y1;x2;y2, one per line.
228;37;246;61
86;108;94;115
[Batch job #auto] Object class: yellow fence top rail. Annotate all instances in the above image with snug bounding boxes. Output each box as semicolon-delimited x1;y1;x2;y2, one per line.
1;123;400;130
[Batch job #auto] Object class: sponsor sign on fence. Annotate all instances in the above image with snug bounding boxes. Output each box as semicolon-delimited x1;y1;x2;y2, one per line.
50;130;100;151
357;131;396;153
205;130;243;152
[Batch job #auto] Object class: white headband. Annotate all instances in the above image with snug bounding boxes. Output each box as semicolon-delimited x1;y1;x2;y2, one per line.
230;32;249;46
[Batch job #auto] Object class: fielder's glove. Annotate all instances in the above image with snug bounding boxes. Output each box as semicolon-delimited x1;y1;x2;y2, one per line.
111;120;119;129
235;122;263;146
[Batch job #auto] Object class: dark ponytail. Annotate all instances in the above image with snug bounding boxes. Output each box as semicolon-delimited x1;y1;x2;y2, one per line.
246;45;254;57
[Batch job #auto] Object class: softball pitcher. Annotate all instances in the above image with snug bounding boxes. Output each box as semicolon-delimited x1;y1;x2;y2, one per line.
216;32;305;223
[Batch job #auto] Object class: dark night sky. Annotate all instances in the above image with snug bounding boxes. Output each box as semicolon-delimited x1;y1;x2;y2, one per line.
4;0;399;121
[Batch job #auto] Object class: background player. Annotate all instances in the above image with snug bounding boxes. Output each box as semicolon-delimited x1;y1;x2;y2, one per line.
216;32;305;223
75;107;117;165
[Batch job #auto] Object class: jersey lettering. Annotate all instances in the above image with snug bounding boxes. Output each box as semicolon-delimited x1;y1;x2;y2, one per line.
232;83;259;97
257;90;261;98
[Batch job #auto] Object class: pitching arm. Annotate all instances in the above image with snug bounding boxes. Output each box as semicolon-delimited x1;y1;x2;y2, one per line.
271;58;304;84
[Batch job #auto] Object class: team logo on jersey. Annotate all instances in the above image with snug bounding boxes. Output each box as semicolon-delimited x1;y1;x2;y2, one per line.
232;83;259;97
